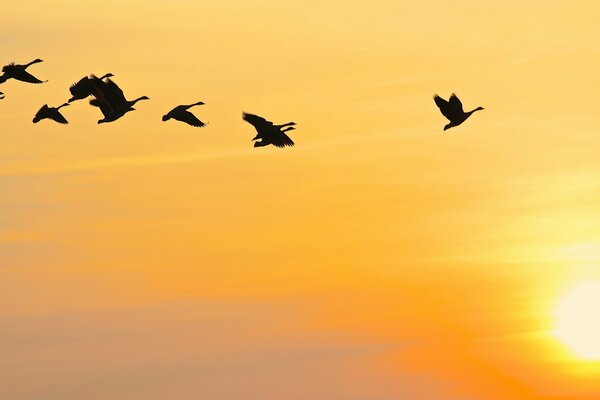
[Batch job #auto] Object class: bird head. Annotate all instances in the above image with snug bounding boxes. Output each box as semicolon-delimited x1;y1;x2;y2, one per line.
162;115;171;121
444;123;453;131
33;59;43;63
475;106;485;111
32;117;40;123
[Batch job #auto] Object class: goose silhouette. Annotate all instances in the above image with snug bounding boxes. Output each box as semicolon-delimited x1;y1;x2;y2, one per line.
32;103;70;124
0;59;46;84
242;112;296;148
434;93;483;131
162;101;206;127
68;73;114;103
89;77;149;123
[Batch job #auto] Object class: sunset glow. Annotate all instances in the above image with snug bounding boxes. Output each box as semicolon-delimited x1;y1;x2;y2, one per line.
554;280;600;360
2;1;600;400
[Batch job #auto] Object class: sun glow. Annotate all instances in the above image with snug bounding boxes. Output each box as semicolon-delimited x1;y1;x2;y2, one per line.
554;280;600;360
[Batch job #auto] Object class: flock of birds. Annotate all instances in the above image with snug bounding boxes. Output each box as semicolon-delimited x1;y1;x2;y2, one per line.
1;58;485;147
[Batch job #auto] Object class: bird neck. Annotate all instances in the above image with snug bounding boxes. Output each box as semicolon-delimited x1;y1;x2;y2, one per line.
467;107;483;116
25;59;41;67
130;97;147;105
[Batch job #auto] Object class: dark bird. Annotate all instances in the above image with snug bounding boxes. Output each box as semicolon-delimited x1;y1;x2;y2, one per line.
0;92;4;99
242;112;296;148
89;77;149;123
32;103;70;124
162;101;206;127
68;73;114;102
0;59;46;84
434;93;484;131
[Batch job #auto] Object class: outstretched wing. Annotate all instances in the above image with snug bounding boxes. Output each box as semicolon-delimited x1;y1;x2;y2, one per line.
176;110;206;127
51;111;68;124
272;131;295;148
13;70;45;84
449;93;464;113
433;95;453;121
243;113;273;129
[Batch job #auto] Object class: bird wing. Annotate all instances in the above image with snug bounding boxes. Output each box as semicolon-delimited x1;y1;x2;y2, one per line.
69;77;90;97
90;77;126;110
272;131;295;148
433;95;453;121
89;98;114;118
51;111;69;124
449;93;464;113
33;104;49;120
2;63;15;73
243;112;273;131
13;69;45;84
103;79;127;104
175;110;206;127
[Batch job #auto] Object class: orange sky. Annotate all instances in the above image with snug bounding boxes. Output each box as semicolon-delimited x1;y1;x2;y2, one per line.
1;1;600;399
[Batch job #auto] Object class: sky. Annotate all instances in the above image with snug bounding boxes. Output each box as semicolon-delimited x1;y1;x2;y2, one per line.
1;0;600;399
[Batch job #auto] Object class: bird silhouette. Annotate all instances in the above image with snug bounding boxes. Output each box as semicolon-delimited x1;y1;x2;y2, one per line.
434;93;484;131
68;73;114;103
162;101;206;127
242;112;296;148
32;103;70;124
0;59;46;84
0;92;4;99
89;77;149;123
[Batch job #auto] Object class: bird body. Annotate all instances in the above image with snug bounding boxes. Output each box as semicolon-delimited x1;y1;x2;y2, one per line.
162;101;206;127
0;59;46;84
32;103;70;124
434;93;483;130
242;113;296;148
89;77;149;123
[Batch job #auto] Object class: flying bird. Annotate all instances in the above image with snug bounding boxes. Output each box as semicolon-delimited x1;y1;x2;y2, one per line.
68;73;114;102
89;77;149;123
0;59;46;84
242;112;296;148
0;92;4;99
32;103;70;124
162;101;206;127
434;93;484;131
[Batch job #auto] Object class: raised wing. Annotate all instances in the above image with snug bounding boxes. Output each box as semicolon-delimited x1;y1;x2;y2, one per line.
449;93;464;113
433;95;453;121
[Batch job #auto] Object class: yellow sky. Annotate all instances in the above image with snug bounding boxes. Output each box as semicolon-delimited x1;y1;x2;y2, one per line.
2;1;600;399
